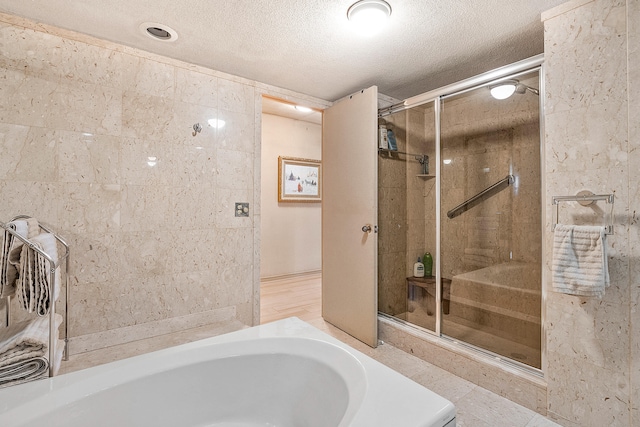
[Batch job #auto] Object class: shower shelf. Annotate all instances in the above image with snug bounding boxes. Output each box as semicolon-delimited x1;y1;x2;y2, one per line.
378;149;433;178
378;148;426;157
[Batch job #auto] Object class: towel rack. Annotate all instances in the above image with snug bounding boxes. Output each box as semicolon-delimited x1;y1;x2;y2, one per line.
0;216;69;378
552;191;614;235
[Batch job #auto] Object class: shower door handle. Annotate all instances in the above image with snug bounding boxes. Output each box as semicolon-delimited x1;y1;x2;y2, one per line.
362;225;372;233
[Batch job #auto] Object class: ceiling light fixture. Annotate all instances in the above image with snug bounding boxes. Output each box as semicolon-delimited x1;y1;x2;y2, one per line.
347;0;392;36
139;22;178;42
294;105;312;113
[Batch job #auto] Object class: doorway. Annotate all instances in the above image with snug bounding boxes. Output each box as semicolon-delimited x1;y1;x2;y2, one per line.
259;96;323;324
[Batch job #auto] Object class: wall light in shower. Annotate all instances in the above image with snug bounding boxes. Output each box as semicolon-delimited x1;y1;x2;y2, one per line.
347;0;392;36
489;80;518;100
490;79;540;100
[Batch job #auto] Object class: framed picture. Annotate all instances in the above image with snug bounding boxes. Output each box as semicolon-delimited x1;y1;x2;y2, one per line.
278;156;321;203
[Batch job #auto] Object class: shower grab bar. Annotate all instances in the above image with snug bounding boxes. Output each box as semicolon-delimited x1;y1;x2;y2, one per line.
447;174;514;219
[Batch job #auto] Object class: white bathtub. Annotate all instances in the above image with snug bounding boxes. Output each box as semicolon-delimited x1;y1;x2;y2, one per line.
0;318;456;427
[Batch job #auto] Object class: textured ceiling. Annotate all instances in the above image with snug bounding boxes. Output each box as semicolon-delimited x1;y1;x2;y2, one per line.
0;0;566;102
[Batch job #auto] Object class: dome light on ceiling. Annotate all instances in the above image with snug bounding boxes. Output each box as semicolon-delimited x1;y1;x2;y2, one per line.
139;22;178;42
347;0;392;36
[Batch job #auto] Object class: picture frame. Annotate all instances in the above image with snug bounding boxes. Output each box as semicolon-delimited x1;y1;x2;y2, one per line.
278;156;322;203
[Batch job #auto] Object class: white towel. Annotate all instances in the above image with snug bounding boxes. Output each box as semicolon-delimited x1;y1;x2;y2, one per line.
552;224;609;297
0;219;39;297
0;314;63;387
16;233;60;316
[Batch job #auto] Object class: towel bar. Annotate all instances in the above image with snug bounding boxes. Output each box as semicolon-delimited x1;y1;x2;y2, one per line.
0;215;70;379
552;191;614;235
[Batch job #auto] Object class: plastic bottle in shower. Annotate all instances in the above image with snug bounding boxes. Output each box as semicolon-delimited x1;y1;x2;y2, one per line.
378;124;388;149
413;257;425;278
422;252;433;277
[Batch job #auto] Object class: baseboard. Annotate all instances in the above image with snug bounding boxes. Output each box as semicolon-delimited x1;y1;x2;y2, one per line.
69;306;237;355
260;270;322;282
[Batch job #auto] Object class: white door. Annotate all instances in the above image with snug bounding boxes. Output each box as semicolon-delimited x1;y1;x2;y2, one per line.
322;87;378;348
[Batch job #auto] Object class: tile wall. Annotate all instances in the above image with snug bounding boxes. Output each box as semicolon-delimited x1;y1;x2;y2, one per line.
0;13;329;353
542;0;638;425
377;112;409;316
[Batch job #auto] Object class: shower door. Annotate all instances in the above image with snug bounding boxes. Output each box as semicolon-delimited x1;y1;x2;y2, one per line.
439;70;542;369
377;68;542;370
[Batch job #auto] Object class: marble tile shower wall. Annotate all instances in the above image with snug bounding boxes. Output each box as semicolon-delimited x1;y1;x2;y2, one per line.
0;19;264;349
405;107;435;276
542;0;638;425
378;112;408;316
440;87;541;279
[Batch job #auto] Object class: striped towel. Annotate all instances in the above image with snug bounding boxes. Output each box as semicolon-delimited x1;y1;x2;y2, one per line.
1;219;39;298
552;224;609;298
0;314;63;387
16;233;60;316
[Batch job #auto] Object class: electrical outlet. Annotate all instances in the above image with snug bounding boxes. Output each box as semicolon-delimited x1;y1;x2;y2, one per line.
235;202;249;217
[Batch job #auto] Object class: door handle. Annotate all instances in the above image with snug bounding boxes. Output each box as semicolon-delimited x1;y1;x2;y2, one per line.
362;225;372;233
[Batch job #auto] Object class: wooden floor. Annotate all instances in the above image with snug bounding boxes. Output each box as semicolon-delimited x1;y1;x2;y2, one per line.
260;272;322;324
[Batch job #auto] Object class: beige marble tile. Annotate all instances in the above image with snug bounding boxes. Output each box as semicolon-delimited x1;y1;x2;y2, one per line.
218;78;255;115
59;183;122;233
58;131;120;184
170;143;217;187
121;91;173;140
627;1;640;424
119;137;170;186
167;228;218;274
216;148;254;190
216;110;256;153
61;318;244;371
169;185;217;230
169;100;219;145
67;232;123;284
411;364;477;403
1;126;58;181
175;68;218;108
544;0;627;115
120;184;170;231
546;349;630;426
0;68;57;128
455;387;538;427
121;55;175;99
45;80;122;136
0;124;30;179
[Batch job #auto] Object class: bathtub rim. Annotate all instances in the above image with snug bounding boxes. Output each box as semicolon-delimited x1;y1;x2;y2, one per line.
0;317;457;427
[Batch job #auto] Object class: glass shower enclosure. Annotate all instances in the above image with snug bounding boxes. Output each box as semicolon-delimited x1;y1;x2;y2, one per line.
377;68;542;370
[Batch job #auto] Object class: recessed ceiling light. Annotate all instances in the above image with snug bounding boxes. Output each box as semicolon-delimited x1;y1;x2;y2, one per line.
347;0;392;36
139;22;178;42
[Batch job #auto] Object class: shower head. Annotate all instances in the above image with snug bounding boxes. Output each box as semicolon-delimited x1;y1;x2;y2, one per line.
515;83;539;96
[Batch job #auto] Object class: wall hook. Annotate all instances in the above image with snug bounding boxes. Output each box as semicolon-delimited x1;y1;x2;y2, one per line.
192;123;202;136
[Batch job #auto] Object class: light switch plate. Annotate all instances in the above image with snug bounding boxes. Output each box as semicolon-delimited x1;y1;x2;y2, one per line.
235;202;249;217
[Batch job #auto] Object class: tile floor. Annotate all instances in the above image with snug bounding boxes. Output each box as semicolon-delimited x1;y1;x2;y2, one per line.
58;273;562;426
